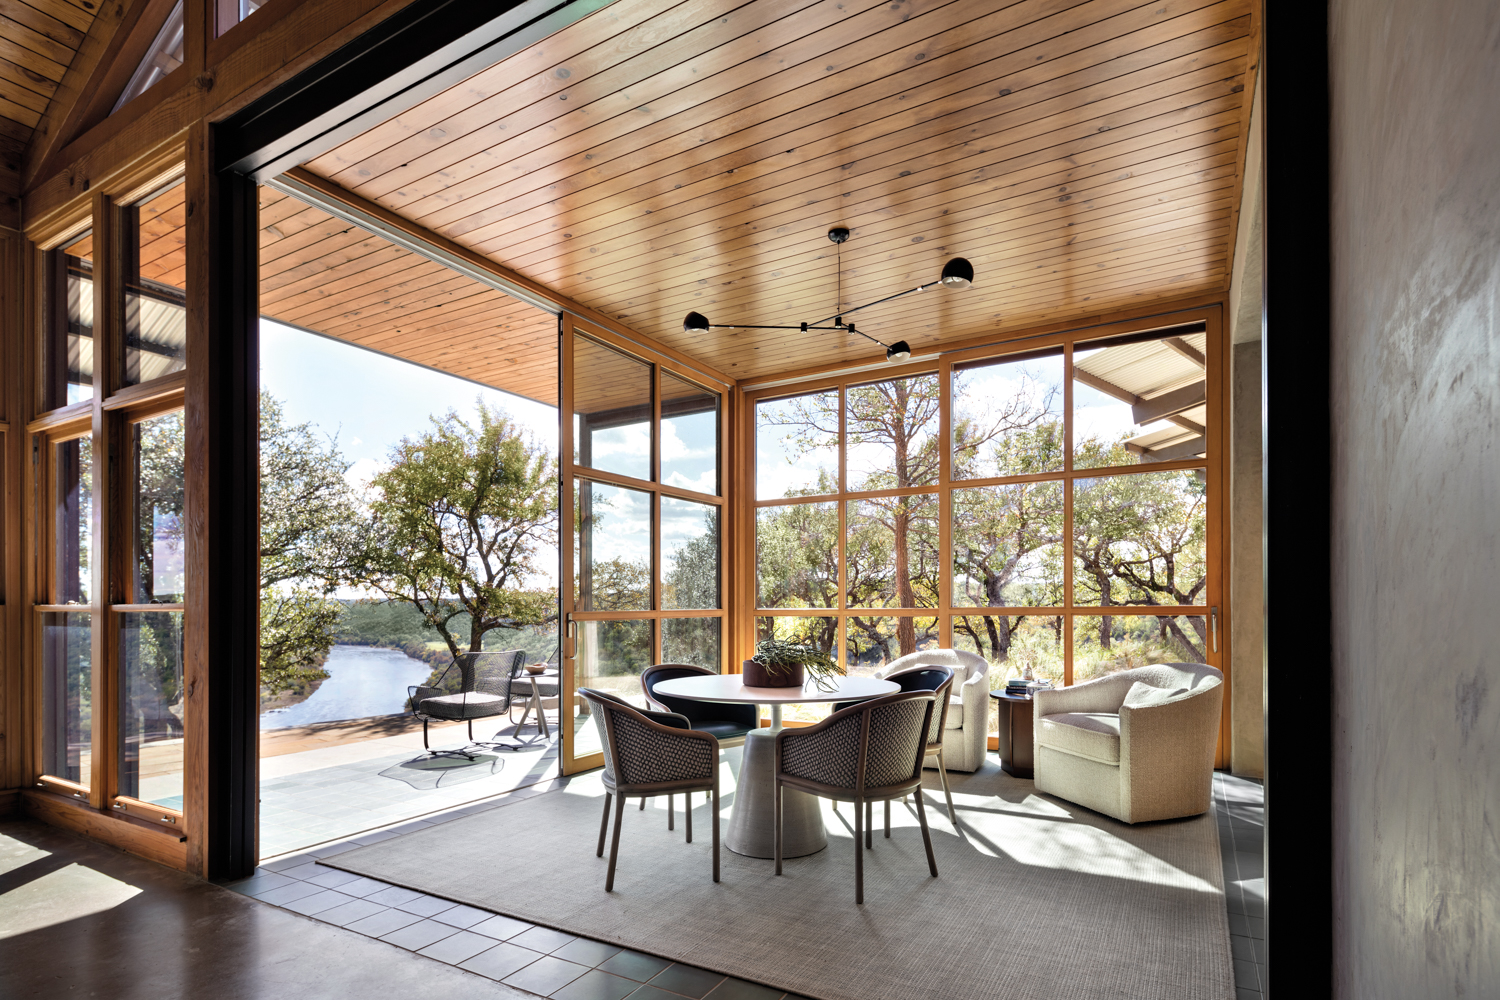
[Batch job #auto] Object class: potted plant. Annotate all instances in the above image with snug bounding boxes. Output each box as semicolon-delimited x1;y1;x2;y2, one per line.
742;638;840;691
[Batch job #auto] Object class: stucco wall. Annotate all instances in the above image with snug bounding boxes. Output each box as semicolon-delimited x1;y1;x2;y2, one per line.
1329;1;1500;995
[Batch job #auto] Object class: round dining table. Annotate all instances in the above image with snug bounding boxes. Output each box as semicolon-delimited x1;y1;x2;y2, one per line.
651;674;899;859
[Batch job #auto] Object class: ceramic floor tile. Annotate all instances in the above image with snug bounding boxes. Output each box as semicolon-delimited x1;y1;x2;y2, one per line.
598;950;672;983
251;881;329;907
553;937;624;967
459;942;548;981
511;925;579;954
551;968;641;1000
504;956;591;996
1233;958;1261;991
228;871;296;896
314;897;389;927
393;894;458;918
343;907;425;938
471;913;534;941
276;861;327;881
649;963;725;999
626;987;690;1000
365;885;425;907
379;918;460;951
432;903;494;928
303;867;365;889
418;930;499;965
282;888;359;916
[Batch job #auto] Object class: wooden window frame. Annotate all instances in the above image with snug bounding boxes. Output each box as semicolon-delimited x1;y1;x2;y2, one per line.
737;306;1231;765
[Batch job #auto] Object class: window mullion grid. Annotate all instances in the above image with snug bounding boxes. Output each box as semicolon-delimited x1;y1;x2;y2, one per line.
1062;341;1075;686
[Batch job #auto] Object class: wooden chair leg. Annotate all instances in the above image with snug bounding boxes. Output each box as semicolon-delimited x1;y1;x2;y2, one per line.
605;793;627;891
865;799;873;848
937;748;956;823
854;796;864;904
685;790;693;843
884;799;891;838
712;780;721;883
914;787;938;878
773;782;784;875
597;792;612;857
668;793;674;831
639;796;646;810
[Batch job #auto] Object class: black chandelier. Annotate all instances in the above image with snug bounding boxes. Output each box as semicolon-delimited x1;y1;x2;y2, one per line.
682;227;974;363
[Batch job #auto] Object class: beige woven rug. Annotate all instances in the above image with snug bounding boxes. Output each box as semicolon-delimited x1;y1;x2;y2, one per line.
325;756;1233;1000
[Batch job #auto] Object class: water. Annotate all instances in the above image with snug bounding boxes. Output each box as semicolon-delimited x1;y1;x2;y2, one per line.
260;645;435;730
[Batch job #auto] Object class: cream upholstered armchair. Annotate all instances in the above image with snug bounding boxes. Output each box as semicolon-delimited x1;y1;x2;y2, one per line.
1033;662;1223;824
874;649;989;772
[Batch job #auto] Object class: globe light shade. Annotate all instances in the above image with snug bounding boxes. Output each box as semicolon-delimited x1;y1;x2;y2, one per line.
886;340;912;363
683;311;711;333
939;257;974;288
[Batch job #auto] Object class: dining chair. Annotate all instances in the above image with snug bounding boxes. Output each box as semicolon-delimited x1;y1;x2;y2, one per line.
641;663;758;810
835;666;957;822
581;688;722;892
773;690;938;904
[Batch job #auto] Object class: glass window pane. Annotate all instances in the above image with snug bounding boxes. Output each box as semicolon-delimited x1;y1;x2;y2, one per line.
845;493;938;609
42;611;92;785
55;436;93;604
954;614;1064;694
951;483;1064;608
755;501;838;609
661;371;719;495
1073;330;1209;470
574;618;652;758
952;348;1064;480
574;480;651;611
845;615;939;678
661;497;718;610
661;617;721;671
846;373;939;492
46;232;94;409
119;611;185;808
756;390;838;499
573;336;651;482
132;412;186;603
1072;470;1207;607
112;0;184;112
755;615;838;724
123;182;188;386
1072;614;1209;683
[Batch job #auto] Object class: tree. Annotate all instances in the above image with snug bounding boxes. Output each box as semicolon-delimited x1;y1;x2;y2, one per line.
259;393;369;693
360;403;558;659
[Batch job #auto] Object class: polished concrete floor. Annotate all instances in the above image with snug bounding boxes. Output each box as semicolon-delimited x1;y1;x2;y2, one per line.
1;762;1264;1000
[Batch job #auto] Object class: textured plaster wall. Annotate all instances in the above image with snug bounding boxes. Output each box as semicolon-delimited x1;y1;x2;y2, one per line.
1329;1;1500;995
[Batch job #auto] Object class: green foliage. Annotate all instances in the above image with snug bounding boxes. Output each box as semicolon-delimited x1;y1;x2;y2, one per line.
359;402;558;658
751;637;840;689
258;392;368;694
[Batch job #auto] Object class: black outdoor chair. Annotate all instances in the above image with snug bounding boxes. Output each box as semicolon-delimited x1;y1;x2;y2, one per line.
640;663;757;810
581;688;721;891
407;649;528;759
774;689;938;904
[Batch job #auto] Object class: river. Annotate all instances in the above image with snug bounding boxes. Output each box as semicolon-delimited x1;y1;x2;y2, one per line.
259;644;435;730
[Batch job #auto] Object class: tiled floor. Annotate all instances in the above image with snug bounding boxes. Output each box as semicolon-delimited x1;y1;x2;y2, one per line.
258;715;561;858
231;778;806;1000
1214;772;1266;999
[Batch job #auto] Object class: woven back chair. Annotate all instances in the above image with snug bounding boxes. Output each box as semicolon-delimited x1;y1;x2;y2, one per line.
889;666;957;821
407;649;526;758
581;688;722;891
774;690;938;904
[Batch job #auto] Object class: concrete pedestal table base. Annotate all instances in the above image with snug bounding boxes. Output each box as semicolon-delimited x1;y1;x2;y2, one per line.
725;729;826;859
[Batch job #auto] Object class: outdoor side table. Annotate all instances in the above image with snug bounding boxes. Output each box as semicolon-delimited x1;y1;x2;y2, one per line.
990;691;1035;779
513;669;558;740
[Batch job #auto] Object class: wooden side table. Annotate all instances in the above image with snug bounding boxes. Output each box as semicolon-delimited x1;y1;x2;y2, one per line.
990;691;1035;779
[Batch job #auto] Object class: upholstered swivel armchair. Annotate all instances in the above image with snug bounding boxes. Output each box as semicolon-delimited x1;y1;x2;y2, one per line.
874;649;989;772
1033;662;1223;824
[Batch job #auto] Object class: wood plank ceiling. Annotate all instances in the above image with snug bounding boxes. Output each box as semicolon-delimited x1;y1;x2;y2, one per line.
258;187;559;404
301;0;1257;381
0;0;98;195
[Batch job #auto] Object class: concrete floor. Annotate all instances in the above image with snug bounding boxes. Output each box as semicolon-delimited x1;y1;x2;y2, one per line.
1;763;1265;1000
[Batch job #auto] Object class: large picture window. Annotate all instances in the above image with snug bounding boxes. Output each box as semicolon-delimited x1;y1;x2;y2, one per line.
751;322;1220;699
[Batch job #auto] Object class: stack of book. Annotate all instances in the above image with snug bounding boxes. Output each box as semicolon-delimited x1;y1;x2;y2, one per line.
1005;678;1054;697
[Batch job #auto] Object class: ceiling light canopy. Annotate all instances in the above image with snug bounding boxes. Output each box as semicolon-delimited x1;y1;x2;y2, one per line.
680;228;973;363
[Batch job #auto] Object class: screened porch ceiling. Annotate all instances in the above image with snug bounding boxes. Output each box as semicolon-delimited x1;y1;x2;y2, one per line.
140;0;1250;412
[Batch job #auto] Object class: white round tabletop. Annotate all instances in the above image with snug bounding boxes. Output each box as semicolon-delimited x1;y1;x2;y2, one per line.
652;673;898;705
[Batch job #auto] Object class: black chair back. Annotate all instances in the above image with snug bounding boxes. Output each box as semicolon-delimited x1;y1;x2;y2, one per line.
642;663;758;731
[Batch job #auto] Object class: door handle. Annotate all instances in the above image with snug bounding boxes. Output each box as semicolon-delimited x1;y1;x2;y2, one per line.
564;617;577;660
1210;607;1218;654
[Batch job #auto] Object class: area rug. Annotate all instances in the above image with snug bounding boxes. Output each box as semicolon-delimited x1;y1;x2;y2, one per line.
324;756;1233;1000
